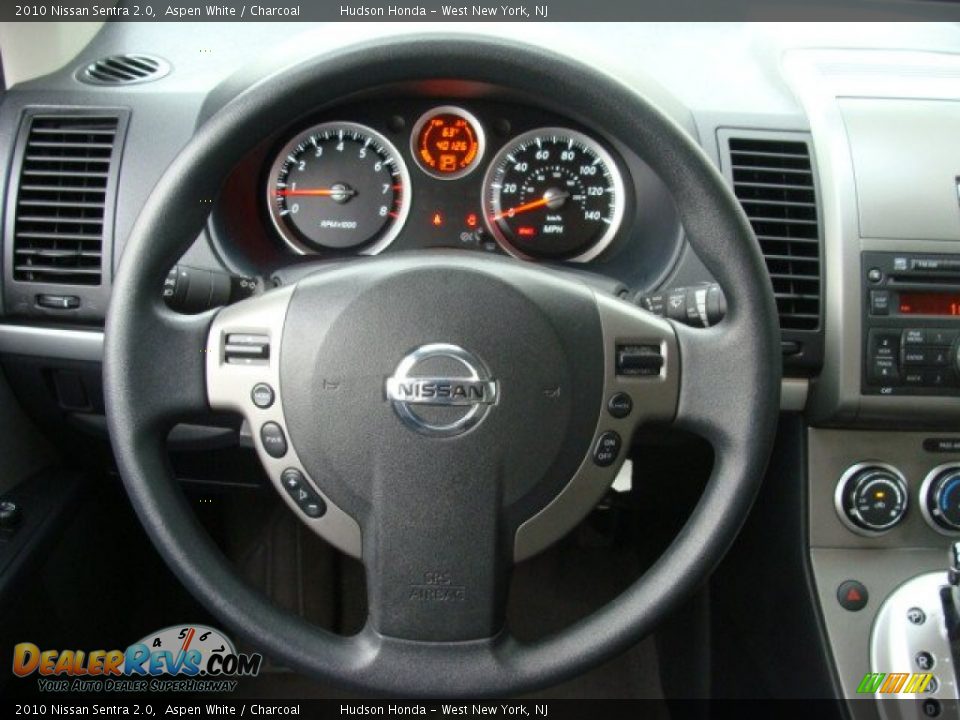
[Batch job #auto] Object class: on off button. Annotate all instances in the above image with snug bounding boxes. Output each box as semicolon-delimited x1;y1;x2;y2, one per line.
593;431;622;467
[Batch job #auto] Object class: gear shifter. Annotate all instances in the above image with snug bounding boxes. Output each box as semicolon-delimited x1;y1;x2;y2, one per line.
869;546;960;716
940;543;960;683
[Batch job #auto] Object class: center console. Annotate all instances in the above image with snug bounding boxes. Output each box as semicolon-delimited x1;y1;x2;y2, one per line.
785;47;960;718
862;252;960;397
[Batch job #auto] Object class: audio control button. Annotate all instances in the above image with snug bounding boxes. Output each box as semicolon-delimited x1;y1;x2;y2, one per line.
904;329;927;345
251;383;275;409
870;358;900;384
280;468;327;519
904;370;925;386
868;331;901;384
260;422;288;458
904;348;930;366
931;329;958;346
930;348;951;366
870;290;891;316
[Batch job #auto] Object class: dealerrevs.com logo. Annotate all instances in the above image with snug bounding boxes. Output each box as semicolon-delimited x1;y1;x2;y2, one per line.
12;624;263;693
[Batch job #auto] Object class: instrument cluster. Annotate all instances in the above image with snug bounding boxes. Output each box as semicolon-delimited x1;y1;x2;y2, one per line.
212;96;682;289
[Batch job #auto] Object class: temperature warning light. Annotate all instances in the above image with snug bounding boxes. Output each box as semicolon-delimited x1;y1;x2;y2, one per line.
411;106;485;180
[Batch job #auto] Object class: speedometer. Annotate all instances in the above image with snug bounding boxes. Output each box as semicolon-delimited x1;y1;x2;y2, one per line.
266;122;410;255
482;128;625;262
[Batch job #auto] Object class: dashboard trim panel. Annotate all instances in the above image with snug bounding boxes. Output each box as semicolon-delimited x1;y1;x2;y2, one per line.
0;324;104;363
0;323;809;412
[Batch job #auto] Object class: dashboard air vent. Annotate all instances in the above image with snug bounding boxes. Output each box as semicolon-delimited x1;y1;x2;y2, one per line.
12;114;120;286
78;54;169;86
727;136;822;332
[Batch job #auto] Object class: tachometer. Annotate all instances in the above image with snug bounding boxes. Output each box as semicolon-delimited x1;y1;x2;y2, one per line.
266;122;410;254
482;128;625;262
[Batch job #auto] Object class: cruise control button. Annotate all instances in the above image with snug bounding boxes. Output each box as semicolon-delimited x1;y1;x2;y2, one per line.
251;383;275;409
607;393;633;419
260;422;288;458
301;497;327;519
281;468;302;493
593;431;621;467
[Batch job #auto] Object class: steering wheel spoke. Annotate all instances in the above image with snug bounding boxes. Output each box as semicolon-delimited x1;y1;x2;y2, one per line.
363;459;512;642
106;300;216;433
513;293;679;561
205;285;363;558
671;316;779;451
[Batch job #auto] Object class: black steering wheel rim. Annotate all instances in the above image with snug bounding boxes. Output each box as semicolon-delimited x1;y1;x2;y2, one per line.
104;34;780;696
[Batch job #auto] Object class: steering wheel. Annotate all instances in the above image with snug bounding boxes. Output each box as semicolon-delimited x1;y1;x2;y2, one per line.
104;36;780;696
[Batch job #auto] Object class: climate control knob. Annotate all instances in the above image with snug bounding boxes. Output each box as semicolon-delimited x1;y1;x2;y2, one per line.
835;463;908;535
921;464;960;535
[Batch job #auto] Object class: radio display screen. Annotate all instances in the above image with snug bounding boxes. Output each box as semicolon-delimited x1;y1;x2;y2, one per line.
898;292;960;316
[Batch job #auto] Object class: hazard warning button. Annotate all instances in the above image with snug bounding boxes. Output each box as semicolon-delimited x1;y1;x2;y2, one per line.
837;579;869;612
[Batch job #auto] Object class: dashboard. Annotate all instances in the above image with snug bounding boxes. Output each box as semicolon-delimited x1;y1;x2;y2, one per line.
211;93;682;292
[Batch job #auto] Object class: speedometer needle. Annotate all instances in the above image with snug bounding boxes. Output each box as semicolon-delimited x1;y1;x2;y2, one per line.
490;189;570;221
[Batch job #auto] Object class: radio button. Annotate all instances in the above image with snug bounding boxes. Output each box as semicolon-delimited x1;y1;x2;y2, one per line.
870;290;890;316
904;370;925;386
931;348;951;367
931;329;958;347
904;348;930;366
869;330;900;358
903;347;952;367
924;370;949;388
903;329;927;345
870;357;901;384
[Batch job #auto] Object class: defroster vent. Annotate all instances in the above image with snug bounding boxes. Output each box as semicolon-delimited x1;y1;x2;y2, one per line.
78;54;169;86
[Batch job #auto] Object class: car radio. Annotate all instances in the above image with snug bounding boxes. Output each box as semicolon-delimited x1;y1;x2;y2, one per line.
863;252;960;396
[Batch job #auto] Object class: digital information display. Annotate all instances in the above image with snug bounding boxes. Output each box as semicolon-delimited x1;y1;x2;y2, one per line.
898;292;960;316
412;106;484;180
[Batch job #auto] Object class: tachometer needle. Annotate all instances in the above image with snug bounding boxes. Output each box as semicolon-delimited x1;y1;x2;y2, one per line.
490;189;569;221
275;187;356;198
